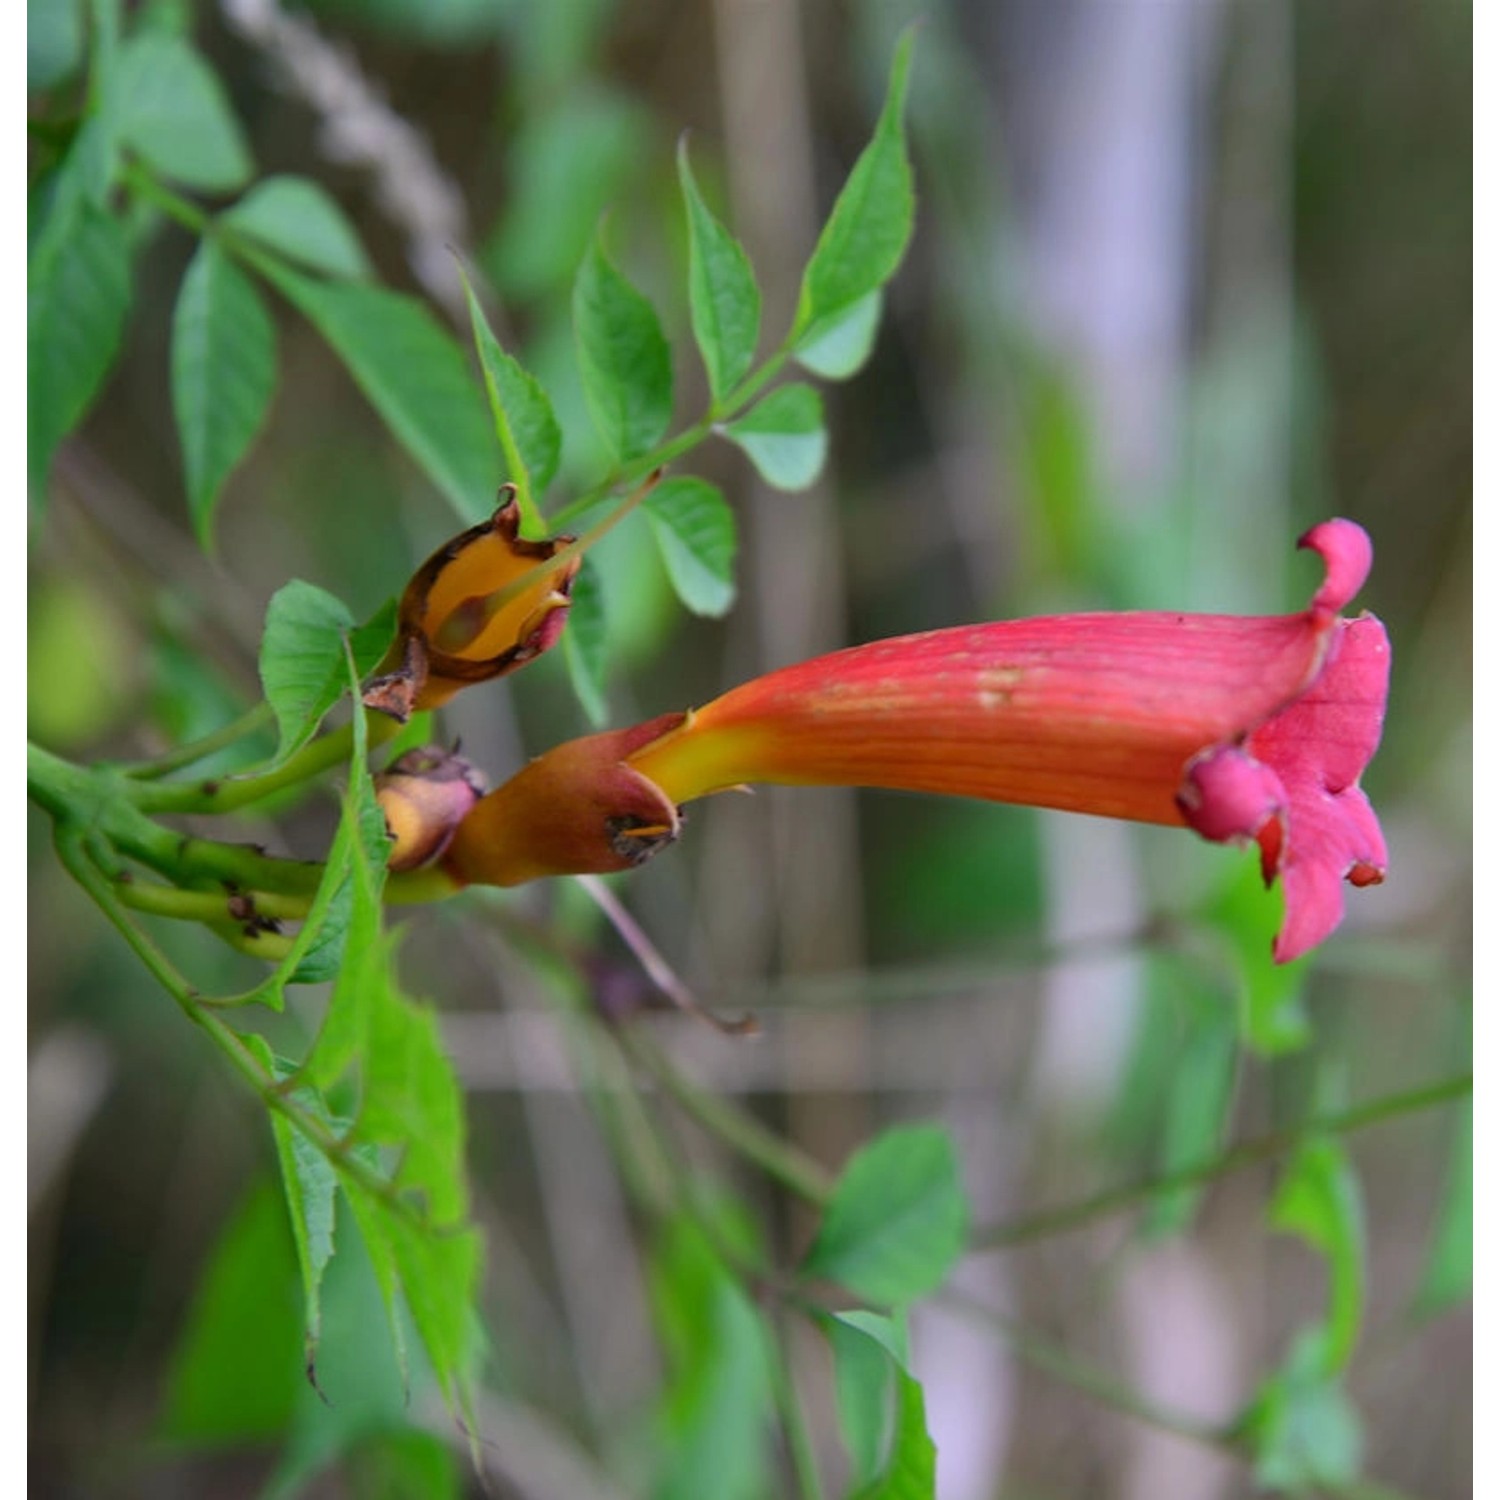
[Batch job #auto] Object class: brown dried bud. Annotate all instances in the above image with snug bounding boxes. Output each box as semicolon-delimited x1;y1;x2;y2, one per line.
375;746;488;872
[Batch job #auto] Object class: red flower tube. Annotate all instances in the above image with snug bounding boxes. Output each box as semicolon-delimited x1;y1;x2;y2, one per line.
445;519;1389;962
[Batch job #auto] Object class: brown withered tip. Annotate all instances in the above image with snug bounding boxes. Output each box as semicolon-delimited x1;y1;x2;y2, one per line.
443;714;689;887
361;487;579;721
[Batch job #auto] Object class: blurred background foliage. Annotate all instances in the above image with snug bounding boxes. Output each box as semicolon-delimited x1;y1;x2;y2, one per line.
29;0;1469;1496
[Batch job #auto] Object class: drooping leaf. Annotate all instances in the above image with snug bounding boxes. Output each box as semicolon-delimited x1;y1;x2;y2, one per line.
850;1371;937;1500
459;270;562;526
264;267;500;523
171;237;277;546
160;1179;303;1444
825;1313;900;1488
1243;1327;1363;1492
1269;1138;1365;1371
113;35;253;192
29;0;84;90
28;157;132;499
222;175;373;280
645;476;737;617
794;288;883;380
572;234;673;461
562;556;608;726
794;29;916;337
721;382;827;491
678;139;760;403
802;1124;968;1306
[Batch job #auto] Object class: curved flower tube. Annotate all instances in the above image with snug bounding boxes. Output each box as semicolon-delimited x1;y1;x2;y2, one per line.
445;519;1389;962
363;488;579;720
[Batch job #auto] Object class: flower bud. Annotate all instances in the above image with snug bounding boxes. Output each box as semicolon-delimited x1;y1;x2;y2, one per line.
375;746;488;872
363;488;579;721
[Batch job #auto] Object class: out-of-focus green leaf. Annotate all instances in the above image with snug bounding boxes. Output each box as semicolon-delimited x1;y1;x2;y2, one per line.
794;29;915;336
645;476;737;617
257;581;354;760
1269;1138;1365;1371
460;272;562;523
113;35;252;191
29;0;84;89
222;176;372;280
308;0;502;45
351;1431;462;1500
1142;996;1238;1238
28;156;132;500
1208;860;1311;1055
850;1371;937;1500
573;235;673;461
721;382;828;491
171;238;277;547
160;1179;303;1444
802;1124;968;1306
825;1313;900;1489
265;268;500;523
1416;1095;1472;1313
28;577;134;749
562;556;608;725
649;1208;775;1500
1243;1327;1362;1493
678;140;761;404
794;289;882;380
483;86;648;301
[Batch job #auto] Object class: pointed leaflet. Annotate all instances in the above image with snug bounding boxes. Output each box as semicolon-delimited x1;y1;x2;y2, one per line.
678;139;760;404
721;382;827;491
263;264;500;524
222;176;373;280
802;1125;968;1306
460;270;562;531
645;477;737;617
562;556;609;726
28;147;132;499
792;29;915;341
171;238;277;546
113;35;253;192
1243;1327;1363;1492
573;234;673;461
794;289;882;380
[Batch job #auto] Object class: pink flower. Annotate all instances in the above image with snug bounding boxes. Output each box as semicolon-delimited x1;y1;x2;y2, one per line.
444;519;1389;962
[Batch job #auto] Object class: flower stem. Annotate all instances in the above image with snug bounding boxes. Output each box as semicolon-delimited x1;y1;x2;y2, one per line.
768;1321;828;1500
971;1070;1473;1251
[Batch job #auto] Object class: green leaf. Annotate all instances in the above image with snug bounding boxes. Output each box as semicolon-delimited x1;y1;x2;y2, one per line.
572;234;673;461
113;35;253;192
1142;998;1238;1238
1269;1138;1365;1371
1243;1327;1363;1492
645;476;737;617
1416;1094;1471;1313
794;289;883;379
258;581;355;760
721;382;827;491
222;175;373;280
171;237;277;547
459;270;562;527
160;1179;303;1444
29;0;84;90
264;267;500;524
678;139;761;403
825;1313;900;1488
1210;863;1312;1055
803;1124;968;1306
794;29;915;336
850;1371;937;1500
562;556;608;726
28;159;132;499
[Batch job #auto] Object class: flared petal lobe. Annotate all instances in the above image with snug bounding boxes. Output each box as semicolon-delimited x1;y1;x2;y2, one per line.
442;518;1388;962
363;489;579;720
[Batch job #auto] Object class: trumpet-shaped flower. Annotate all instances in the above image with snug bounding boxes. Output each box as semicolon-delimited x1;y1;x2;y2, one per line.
445;519;1389;962
364;489;579;720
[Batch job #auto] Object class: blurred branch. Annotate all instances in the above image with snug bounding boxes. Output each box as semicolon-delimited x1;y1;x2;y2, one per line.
971;1071;1473;1251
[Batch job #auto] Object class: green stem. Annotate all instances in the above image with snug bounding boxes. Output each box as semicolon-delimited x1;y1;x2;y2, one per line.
972;1071;1473;1251
115;878;312;924
768;1320;828;1500
617;1027;833;1206
126;703;275;780
129;715;395;816
121;158;209;232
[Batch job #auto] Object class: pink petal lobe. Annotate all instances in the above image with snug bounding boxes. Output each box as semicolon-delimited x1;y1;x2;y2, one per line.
1176;744;1286;845
1299;519;1373;616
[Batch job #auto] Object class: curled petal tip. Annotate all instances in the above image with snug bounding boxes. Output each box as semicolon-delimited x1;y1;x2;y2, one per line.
1299;518;1373;615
